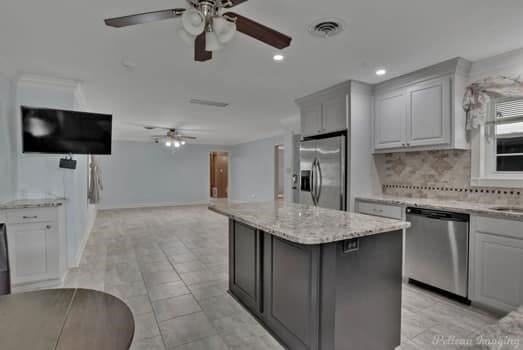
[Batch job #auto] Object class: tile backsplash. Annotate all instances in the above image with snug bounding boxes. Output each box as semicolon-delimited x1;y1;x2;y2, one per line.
374;150;522;205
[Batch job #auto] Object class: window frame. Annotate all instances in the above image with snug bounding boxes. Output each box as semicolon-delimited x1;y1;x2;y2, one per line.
471;97;523;188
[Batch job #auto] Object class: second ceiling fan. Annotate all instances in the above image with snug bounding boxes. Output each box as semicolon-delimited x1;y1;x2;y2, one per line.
105;0;292;62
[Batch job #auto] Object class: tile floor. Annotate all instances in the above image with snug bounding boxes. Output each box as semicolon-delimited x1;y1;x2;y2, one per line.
64;205;499;350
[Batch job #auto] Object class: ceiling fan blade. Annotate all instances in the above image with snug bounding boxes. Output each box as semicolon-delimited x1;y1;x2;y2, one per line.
224;12;291;49
105;9;185;28
222;0;248;8
195;33;212;62
180;135;197;140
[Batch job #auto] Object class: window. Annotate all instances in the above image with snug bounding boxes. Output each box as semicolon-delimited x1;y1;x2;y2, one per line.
494;98;523;172
471;96;523;188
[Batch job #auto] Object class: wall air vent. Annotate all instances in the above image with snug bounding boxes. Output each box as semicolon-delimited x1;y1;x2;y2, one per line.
309;18;346;38
190;99;230;108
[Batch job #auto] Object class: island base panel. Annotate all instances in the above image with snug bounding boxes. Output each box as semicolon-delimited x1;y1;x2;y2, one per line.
228;219;403;350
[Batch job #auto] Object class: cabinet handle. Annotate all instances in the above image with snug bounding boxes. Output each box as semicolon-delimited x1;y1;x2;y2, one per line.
401;143;406;147
406;143;411;147
46;225;52;230
22;216;38;219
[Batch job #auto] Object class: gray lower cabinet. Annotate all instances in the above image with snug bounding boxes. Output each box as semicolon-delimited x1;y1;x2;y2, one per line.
228;219;403;350
263;236;321;350
229;220;262;313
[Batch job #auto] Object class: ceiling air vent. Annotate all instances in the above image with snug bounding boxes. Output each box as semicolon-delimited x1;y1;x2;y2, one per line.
309;18;346;38
190;99;229;108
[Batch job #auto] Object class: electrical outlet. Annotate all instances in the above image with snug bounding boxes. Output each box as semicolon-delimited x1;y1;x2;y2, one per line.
343;238;359;253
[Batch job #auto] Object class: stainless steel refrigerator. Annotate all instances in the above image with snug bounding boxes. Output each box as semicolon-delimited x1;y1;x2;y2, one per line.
299;133;346;210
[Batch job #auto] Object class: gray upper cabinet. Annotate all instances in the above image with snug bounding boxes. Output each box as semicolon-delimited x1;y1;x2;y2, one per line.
373;58;471;153
300;104;323;137
374;90;407;149
322;94;347;133
407;76;451;147
296;83;348;138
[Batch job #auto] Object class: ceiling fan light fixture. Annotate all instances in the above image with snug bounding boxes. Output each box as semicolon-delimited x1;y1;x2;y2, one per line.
205;31;222;51
181;140;186;145
213;16;237;44
182;8;205;35
174;141;181;148
177;27;196;47
165;141;172;147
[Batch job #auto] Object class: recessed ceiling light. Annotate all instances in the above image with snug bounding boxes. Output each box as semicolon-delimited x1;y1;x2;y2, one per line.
376;68;387;76
273;54;284;62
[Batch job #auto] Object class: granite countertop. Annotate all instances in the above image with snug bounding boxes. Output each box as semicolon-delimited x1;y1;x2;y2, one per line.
0;198;66;210
356;194;523;221
460;306;523;349
209;201;410;245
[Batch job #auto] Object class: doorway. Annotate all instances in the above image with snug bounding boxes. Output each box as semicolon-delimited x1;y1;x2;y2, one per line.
274;145;284;200
210;152;229;199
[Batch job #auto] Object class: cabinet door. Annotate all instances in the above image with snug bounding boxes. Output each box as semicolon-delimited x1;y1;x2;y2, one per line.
300;104;323;137
406;76;451;147
471;232;523;312
263;236;320;350
229;220;262;313
7;223;59;285
374;90;407;150
322;94;347;133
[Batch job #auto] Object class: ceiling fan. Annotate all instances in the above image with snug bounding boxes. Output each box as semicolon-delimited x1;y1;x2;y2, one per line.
104;0;292;62
143;125;198;148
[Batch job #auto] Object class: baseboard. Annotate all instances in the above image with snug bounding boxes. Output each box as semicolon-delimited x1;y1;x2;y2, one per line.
12;278;63;293
98;201;210;210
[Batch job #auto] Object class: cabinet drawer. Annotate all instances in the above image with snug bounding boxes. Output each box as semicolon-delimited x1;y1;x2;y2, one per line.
357;201;403;219
6;208;56;224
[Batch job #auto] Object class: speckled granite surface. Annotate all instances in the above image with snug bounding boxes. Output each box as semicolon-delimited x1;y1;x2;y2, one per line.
0;198;66;209
357;195;523;221
209;201;410;245
459;306;523;349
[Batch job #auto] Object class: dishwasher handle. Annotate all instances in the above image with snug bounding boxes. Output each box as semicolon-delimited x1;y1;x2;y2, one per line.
407;207;469;222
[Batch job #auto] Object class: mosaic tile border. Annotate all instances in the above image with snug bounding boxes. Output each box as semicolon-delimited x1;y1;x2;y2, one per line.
383;184;522;196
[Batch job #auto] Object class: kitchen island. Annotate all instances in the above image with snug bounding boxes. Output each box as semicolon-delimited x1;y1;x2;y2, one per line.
209;201;411;350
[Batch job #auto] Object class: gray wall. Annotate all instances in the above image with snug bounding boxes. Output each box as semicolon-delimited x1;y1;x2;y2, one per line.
230;135;284;202
98;141;231;209
14;76;97;267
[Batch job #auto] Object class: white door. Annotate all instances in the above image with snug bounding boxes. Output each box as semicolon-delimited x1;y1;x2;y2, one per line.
322;94;347;133
406;76;451;147
472;232;523;312
300;104;323;137
374;90;407;149
7;223;58;285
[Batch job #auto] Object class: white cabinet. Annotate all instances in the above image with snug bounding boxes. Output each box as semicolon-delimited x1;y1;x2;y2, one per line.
2;206;66;292
372;58;471;153
374;91;407;149
297;83;348;137
407;76;451;147
469;216;523;313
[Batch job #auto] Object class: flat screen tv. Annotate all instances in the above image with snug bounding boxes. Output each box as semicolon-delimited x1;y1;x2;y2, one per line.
21;106;112;155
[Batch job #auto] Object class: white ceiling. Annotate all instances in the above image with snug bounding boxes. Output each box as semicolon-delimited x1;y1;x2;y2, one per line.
1;0;523;145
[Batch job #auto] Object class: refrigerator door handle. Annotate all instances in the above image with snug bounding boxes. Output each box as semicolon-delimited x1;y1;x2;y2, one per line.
310;159;317;206
316;158;323;203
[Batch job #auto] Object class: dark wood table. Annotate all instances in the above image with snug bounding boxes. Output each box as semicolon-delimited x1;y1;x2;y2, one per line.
0;288;135;350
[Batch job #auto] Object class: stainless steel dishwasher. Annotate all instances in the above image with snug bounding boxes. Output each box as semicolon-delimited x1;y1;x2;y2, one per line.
405;208;469;301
